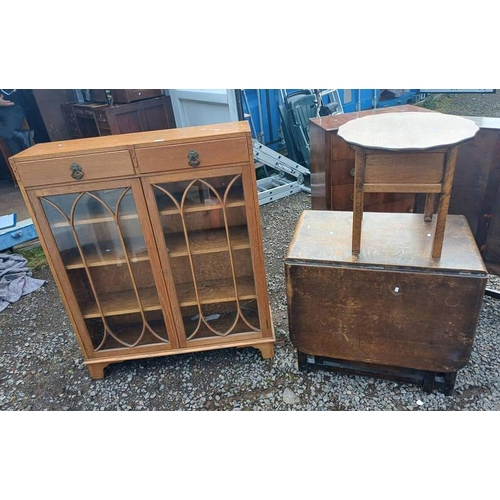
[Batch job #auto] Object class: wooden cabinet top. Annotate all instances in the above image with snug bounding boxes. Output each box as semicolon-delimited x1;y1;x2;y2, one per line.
309;104;433;132
11;121;252;162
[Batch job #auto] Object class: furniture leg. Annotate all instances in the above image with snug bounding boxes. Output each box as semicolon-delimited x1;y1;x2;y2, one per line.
442;371;457;396
432;146;458;258
254;343;274;359
352;147;366;255
422;372;435;393
423;193;437;222
297;351;310;372
86;362;108;380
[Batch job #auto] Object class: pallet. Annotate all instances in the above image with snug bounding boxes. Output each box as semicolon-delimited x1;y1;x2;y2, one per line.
297;351;458;396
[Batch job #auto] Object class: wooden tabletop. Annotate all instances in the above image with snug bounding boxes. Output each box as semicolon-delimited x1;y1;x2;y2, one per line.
337;111;479;151
285;211;487;273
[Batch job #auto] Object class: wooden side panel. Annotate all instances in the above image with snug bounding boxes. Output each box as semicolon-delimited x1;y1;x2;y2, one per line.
309;121;328;210
450;127;500;245
483;182;500;262
331;185;415;212
32;89;76;141
286;263;486;372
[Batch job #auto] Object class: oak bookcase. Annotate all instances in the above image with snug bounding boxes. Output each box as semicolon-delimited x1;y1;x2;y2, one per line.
10;121;275;379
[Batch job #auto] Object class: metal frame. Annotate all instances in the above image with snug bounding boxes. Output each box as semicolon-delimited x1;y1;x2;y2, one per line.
252;139;310;205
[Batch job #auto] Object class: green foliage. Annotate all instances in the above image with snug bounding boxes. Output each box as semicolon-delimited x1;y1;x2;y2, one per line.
17;244;47;271
416;93;460;114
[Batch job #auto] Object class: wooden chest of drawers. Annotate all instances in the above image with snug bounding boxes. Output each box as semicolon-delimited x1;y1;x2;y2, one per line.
92;96;175;136
61;102;82;139
90;89;164;104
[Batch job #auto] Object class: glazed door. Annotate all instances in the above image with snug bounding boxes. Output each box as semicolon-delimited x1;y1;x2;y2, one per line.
29;178;179;358
143;167;267;348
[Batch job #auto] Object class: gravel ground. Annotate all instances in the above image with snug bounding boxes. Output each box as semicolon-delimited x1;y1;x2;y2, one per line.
1;91;499;412
416;90;500;117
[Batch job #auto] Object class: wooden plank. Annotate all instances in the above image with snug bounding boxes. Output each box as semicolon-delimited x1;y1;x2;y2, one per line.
175;276;257;307
167;226;250;257
364;183;442;193
81;286;162;318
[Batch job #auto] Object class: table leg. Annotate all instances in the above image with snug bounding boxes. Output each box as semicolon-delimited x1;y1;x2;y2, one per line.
352;147;366;255
424;193;437;222
432;146;458;259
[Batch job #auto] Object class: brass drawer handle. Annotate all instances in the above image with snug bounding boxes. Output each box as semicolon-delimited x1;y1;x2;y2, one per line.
187;149;200;167
70;163;84;180
349;168;356;177
349;193;355;201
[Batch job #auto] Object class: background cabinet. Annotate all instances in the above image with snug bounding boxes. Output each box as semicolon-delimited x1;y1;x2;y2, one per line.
63;96;176;139
92;96;175;136
10;121;274;379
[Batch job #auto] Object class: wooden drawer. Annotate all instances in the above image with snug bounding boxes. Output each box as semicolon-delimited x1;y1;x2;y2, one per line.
135;137;249;174
93;109;109;126
331;134;355;161
364;150;446;185
15;150;135;187
331;158;356;185
73;107;97;118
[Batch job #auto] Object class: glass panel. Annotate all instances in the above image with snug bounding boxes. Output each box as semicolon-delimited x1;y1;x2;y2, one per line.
181;299;260;339
152;174;260;341
86;311;169;351
40;187;170;351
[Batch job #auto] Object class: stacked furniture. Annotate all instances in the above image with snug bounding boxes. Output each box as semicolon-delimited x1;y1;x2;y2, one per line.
309;107;500;268
286;111;486;394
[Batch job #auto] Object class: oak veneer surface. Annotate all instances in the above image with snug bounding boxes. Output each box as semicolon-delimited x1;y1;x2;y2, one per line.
286;211;486;273
449;116;500;252
11;121;250;161
11;121;275;379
